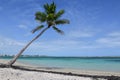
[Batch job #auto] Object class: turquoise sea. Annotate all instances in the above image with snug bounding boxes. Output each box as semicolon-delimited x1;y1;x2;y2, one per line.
1;57;120;72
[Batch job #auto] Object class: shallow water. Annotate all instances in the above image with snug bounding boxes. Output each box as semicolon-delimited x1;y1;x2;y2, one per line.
1;57;120;72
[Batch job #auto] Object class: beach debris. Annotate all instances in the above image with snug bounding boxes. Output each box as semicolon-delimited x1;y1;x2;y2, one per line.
107;75;120;80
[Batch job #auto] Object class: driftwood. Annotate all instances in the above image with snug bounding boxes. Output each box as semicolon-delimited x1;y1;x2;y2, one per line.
0;64;120;80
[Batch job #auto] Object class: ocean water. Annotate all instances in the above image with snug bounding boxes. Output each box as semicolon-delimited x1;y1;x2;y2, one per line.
1;57;120;72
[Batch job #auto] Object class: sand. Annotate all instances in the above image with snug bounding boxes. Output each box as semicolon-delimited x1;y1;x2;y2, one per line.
0;68;97;80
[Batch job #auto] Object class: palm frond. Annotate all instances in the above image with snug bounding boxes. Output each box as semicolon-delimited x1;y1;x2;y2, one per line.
51;2;56;14
31;25;44;33
44;3;49;14
35;12;47;22
55;19;70;25
55;10;65;20
52;26;64;34
44;2;56;14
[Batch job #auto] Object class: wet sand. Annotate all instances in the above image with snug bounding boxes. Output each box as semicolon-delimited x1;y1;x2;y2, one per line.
0;59;119;80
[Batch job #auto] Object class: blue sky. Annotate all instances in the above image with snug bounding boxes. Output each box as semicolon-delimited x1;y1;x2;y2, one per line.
0;0;120;56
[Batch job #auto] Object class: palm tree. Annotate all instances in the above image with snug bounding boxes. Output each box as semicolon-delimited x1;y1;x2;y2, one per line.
7;2;70;66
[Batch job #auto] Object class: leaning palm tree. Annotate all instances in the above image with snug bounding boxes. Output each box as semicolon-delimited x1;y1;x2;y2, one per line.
7;2;70;66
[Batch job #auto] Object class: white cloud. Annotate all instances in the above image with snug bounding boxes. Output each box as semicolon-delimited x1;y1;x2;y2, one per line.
1;31;120;55
18;24;28;29
96;32;120;47
24;32;32;37
29;38;96;53
68;31;93;38
0;28;97;55
0;36;26;55
108;32;120;37
67;29;94;39
0;36;25;48
0;36;25;47
97;37;120;46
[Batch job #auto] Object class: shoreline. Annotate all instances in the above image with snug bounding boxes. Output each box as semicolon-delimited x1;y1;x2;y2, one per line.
0;59;120;76
2;56;120;73
0;59;120;80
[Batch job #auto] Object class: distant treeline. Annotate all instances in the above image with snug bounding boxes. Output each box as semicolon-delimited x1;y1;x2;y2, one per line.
0;55;47;57
0;55;120;58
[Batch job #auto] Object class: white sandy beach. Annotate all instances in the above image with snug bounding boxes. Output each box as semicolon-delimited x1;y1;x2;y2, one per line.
0;59;118;80
0;68;96;80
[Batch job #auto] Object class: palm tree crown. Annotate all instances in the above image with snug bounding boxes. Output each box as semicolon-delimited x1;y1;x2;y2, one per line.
32;2;70;34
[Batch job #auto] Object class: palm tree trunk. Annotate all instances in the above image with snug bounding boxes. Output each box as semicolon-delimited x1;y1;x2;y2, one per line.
7;27;49;67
